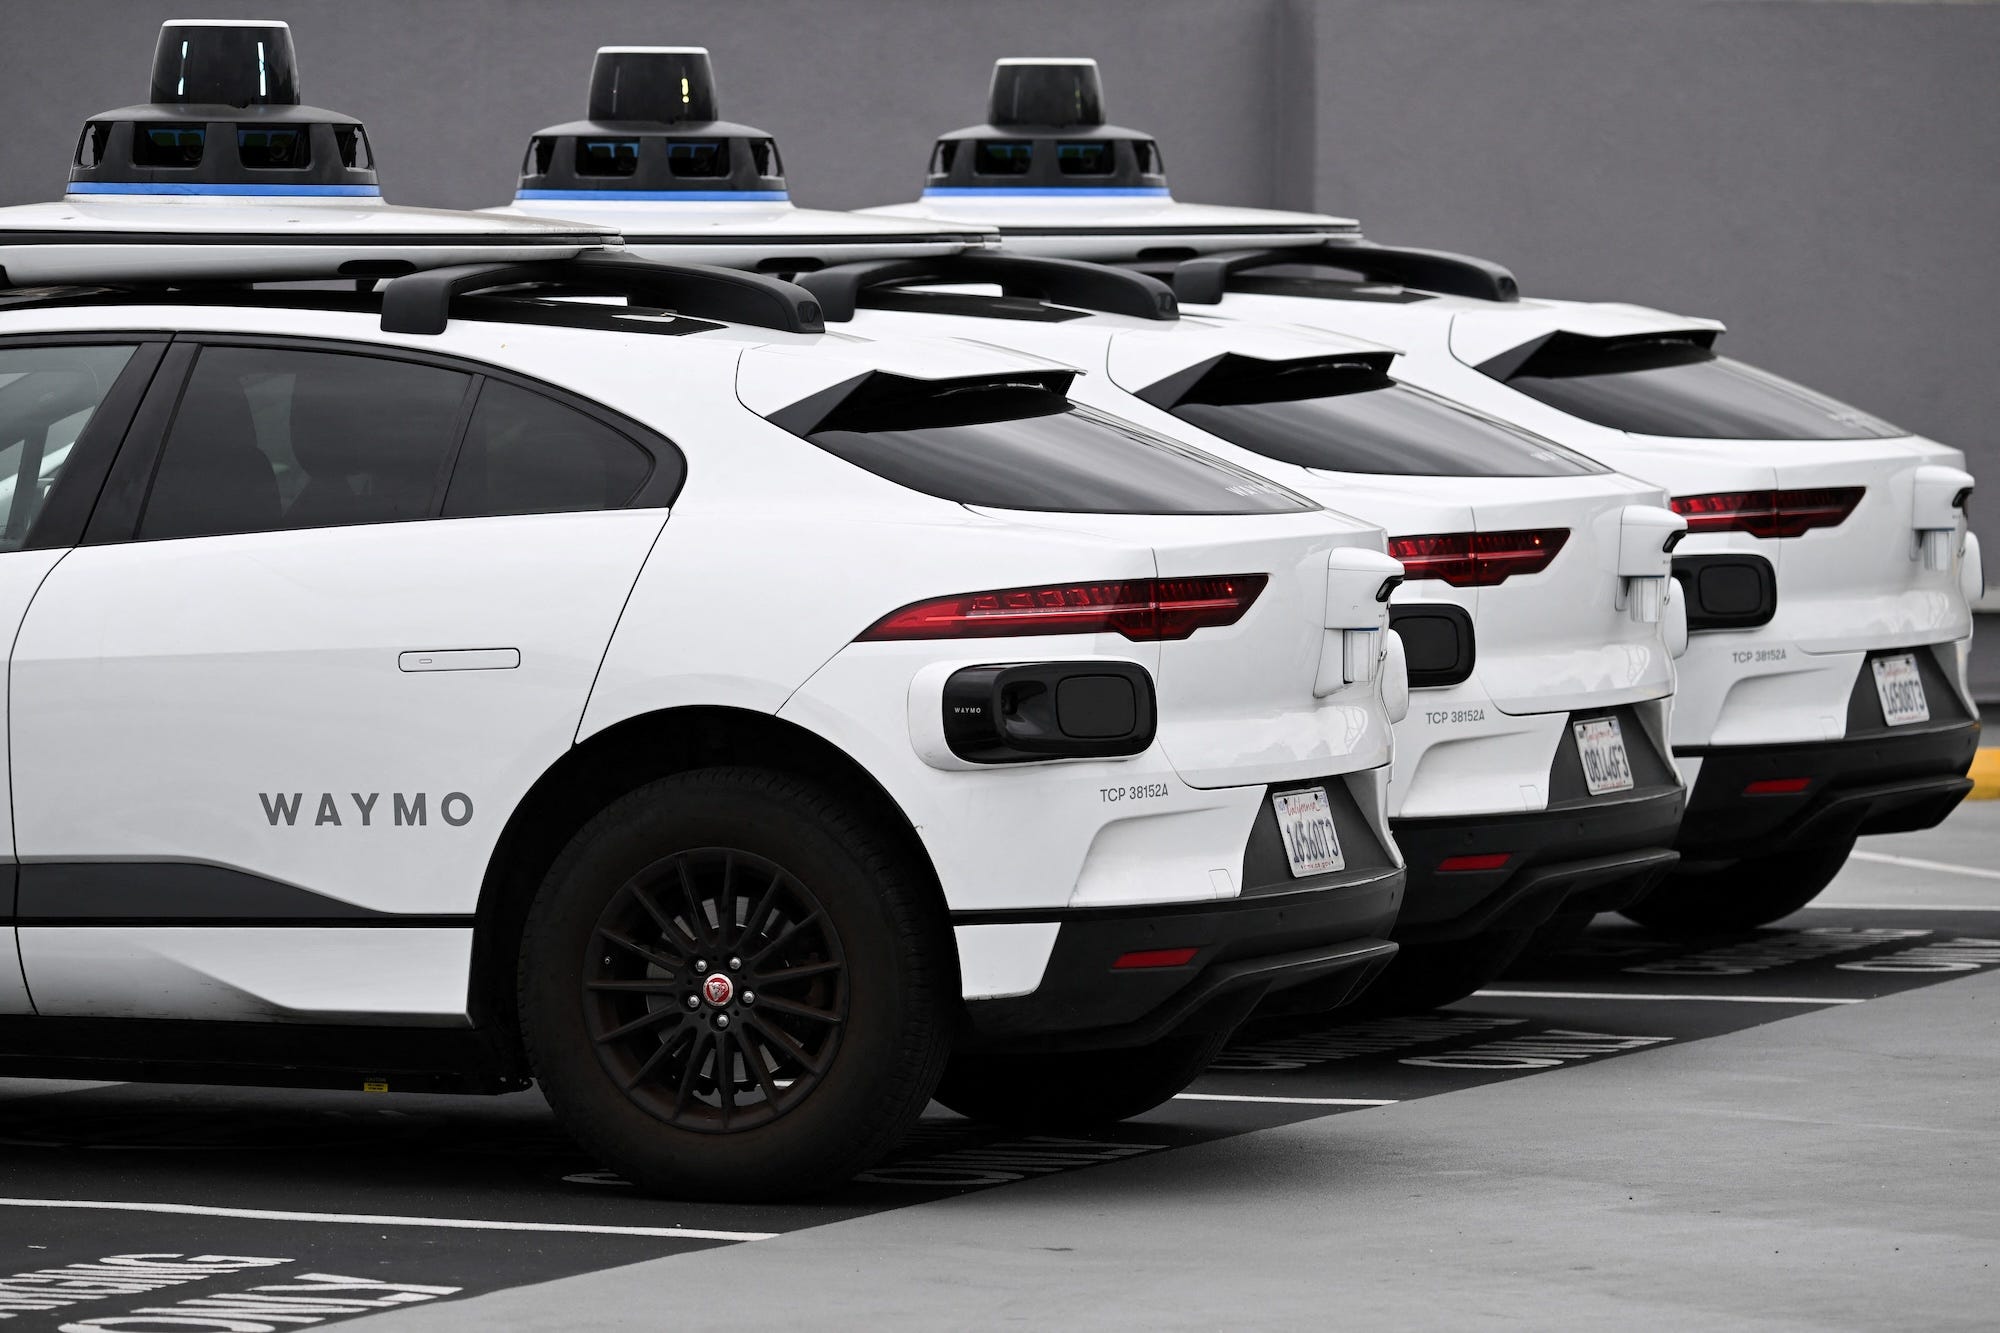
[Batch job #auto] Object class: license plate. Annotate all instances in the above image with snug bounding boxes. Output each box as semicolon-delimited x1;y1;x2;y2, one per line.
1872;653;1930;726
1574;717;1635;796
1272;787;1344;878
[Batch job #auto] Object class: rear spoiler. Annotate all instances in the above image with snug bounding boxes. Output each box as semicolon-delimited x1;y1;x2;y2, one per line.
795;253;1177;323
1149;242;1520;305
1133;350;1398;412
765;368;1078;437
1476;327;1722;381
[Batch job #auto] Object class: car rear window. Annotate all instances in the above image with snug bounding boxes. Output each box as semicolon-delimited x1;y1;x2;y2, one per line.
798;375;1310;515
1497;334;1902;440
1166;359;1601;478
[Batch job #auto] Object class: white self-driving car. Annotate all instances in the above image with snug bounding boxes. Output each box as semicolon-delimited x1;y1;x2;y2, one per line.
1158;263;1979;932
0;22;1413;1200
498;49;1690;1011
879;57;1980;935
794;257;1690;1009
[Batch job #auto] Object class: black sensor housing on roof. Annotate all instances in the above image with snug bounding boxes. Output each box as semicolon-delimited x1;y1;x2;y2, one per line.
518;47;788;199
150;21;300;106
988;60;1105;128
70;20;378;195
925;58;1166;195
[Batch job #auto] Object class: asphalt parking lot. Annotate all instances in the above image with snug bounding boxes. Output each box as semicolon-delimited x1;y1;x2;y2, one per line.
3;802;1996;1331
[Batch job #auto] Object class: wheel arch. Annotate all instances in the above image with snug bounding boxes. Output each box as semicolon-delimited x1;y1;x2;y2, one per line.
468;705;952;1068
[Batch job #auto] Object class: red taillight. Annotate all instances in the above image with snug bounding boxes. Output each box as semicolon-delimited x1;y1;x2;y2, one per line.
1387;529;1569;587
1437;853;1513;872
858;574;1267;643
1743;777;1813;796
1112;947;1200;970
1669;488;1863;539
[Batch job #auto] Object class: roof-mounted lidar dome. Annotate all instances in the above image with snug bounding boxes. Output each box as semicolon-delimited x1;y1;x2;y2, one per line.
515;47;789;203
0;19;617;286
922;58;1165;198
495;46;993;268
70;19;376;197
862;57;1358;261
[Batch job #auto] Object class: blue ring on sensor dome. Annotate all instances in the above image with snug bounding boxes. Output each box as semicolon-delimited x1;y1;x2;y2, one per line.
919;187;1172;198
66;182;383;197
514;189;791;202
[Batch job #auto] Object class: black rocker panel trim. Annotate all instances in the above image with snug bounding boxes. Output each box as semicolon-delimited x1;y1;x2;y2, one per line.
0;1017;523;1093
15;862;472;927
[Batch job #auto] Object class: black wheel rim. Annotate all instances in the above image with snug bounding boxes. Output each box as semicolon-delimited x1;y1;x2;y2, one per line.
583;847;848;1134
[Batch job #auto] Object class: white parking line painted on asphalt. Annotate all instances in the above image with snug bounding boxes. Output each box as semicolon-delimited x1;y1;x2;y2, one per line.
1173;1093;1399;1106
1473;990;1863;1005
1848;850;2000;882
1805;902;2000;912
0;1197;777;1241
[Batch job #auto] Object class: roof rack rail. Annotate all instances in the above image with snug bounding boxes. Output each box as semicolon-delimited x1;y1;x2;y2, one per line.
379;255;826;336
794;253;1177;323
1159;242;1519;305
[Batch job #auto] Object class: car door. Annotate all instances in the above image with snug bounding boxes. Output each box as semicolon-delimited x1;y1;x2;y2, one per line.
9;335;680;1022
0;335;167;1016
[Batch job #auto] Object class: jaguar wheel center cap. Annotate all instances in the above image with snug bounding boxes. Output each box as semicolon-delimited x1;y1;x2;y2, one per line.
702;973;735;1007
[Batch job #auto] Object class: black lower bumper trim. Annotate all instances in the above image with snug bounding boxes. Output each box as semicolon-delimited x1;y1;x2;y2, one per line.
1677;720;1979;861
955;867;1403;1052
1391;788;1685;943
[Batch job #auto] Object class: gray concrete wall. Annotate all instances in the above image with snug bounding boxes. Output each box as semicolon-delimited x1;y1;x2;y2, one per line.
1297;0;2000;569
1;0;1993;566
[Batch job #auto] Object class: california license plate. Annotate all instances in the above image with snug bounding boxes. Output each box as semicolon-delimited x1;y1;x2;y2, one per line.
1574;717;1635;796
1273;787;1344;877
1872;653;1930;726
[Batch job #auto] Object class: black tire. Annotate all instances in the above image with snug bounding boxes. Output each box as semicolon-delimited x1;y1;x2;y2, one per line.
932;1028;1232;1132
1619;834;1858;933
518;767;952;1201
1348;928;1537;1014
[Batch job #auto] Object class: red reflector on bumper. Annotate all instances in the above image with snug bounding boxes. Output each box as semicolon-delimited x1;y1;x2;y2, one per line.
1437;853;1513;872
1112;947;1200;970
1743;777;1813;795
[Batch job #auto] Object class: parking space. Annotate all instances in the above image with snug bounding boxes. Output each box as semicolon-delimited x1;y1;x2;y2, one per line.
1;803;1994;1330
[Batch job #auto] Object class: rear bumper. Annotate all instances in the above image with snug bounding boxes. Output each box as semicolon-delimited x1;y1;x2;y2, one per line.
1391;788;1685;943
1677;720;1979;861
953;866;1403;1053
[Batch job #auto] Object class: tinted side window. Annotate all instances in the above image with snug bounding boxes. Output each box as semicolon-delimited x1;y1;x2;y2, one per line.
0;344;136;550
1501;338;1902;440
1174;382;1602;478
807;386;1309;515
142;346;469;540
442;381;652;518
